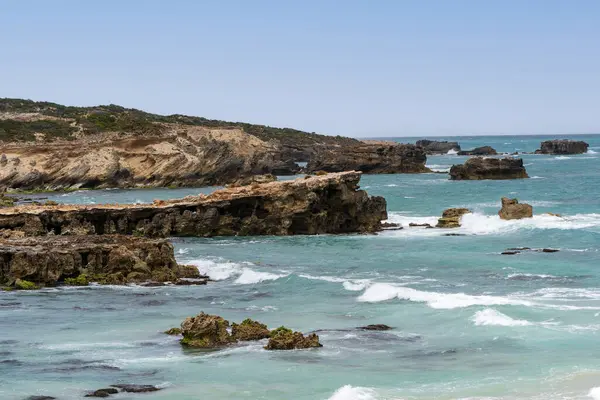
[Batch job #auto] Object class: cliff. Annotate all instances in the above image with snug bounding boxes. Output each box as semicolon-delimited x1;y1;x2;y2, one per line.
0;172;387;237
0;98;360;190
306;144;429;174
449;157;529;180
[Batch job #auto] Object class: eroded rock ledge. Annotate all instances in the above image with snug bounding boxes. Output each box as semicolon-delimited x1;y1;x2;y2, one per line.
449;157;529;180
306;144;429;174
0;235;199;287
0;172;387;237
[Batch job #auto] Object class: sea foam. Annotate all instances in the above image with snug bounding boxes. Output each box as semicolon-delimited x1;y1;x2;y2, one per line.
472;308;532;326
357;283;533;309
328;385;377;400
234;268;287;284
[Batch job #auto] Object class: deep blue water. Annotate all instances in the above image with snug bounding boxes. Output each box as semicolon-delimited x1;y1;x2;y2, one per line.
1;135;600;400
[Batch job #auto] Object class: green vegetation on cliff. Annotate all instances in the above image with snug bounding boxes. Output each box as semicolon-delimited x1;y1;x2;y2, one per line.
0;98;358;147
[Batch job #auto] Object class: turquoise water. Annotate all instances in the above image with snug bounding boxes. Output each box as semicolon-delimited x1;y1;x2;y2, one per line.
2;135;600;400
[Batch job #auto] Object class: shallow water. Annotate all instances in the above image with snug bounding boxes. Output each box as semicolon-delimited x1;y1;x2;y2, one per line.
2;135;600;400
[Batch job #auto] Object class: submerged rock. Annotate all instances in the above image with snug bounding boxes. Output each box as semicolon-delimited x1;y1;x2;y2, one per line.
180;312;235;348
536;139;589;154
436;208;471;228
231;319;270;341
0;172;387;237
85;388;119;398
110;384;161;393
164;327;182;335
498;198;533;220
358;324;393;331
449;157;528;180
25;397;56;400
265;327;322;350
415;140;460;154
307;144;429;174
457;146;497;156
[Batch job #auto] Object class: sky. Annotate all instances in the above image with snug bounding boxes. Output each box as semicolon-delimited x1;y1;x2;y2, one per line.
1;0;599;137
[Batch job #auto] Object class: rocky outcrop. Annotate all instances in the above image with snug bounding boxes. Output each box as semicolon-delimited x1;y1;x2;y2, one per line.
178;313;321;350
306;144;429;174
0;172;387;237
436;208;471;228
449;157;529;180
416;140;460;154
231;319;271;341
498;198;533;220
0;126;301;191
226;174;277;188
0;235;198;287
180;312;235;348
265;327;322;350
457;146;497;156
536;140;589;154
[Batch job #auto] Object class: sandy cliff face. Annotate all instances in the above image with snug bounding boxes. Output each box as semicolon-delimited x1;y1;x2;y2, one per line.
0;119;297;190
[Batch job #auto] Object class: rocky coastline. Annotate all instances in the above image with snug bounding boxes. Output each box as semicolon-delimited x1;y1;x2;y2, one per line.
415;140;460;154
535;139;589;154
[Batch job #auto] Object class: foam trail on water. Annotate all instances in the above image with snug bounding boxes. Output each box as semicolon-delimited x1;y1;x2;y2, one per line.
447;149;458;155
187;258;243;280
472;309;532;326
588;387;600;399
357;283;533;309
328;385;377;400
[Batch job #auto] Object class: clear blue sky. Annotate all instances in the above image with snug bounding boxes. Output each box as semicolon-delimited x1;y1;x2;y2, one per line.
2;0;599;137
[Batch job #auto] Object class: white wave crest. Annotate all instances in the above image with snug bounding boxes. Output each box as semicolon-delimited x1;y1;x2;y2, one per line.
588;387;600;399
555;156;572;160
187;258;243;280
234;268;287;284
588;149;598;154
357;283;533;309
446;149;459;155
328;385;377;400
298;274;370;292
472;308;532;326
426;164;451;173
343;281;368;291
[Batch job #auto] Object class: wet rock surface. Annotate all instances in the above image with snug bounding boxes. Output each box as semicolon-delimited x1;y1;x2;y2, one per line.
307;144;429;174
180;312;235;348
265;327;323;350
231;319;271;341
358;324;393;331
436;208;471;228
0;172;387;237
449;157;529;180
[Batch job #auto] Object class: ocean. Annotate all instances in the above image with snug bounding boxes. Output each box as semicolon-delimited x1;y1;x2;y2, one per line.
2;134;600;400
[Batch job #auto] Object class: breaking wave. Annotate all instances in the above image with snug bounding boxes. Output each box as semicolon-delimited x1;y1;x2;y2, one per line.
328;385;377;400
187;258;286;284
472;308;532;326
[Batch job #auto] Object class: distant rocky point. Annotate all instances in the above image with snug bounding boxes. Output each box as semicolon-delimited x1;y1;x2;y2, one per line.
416;139;460;154
457;146;497;156
449;157;529;180
306;143;429;174
535;139;589;154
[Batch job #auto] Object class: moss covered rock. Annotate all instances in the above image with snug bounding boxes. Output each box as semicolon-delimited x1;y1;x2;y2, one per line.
265;326;322;350
180;312;235;348
15;279;39;290
164;327;182;335
64;274;89;286
231;319;270;341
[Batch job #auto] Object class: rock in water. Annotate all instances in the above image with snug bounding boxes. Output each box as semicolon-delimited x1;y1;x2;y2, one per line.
0;172;386;237
180;312;235;348
110;384;161;393
436;208;471;228
457;146;498;156
358;324;393;331
498;198;533;220
415;140;461;154
231;319;271;341
0;235;192;287
265;327;322;350
536;140;589;154
306;144;429;174
449;157;529;180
